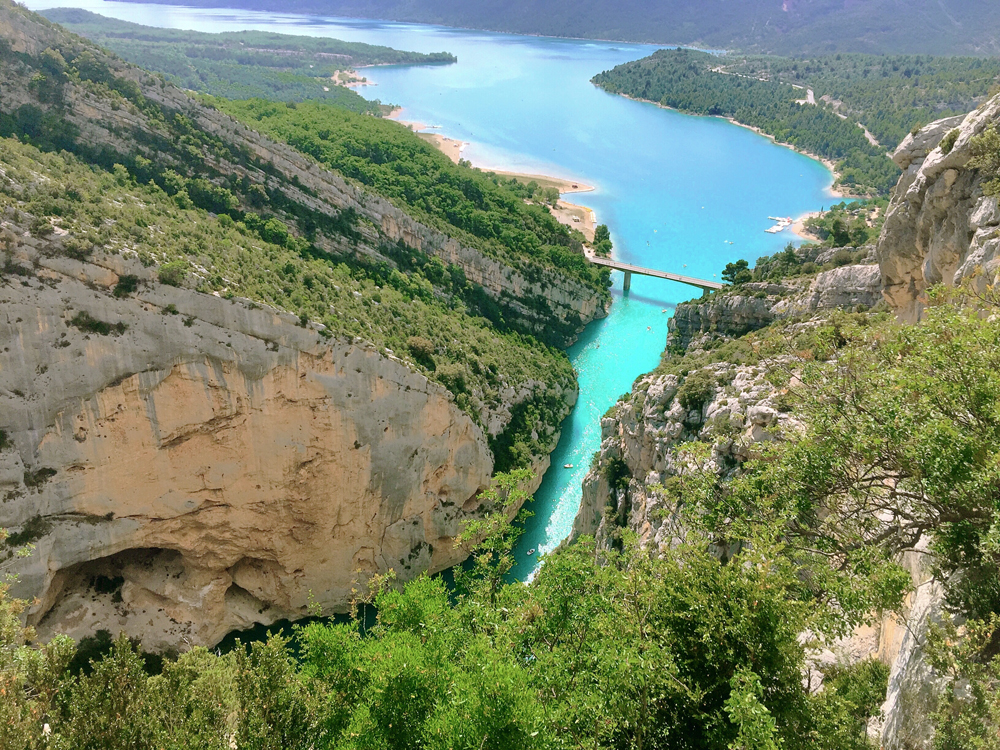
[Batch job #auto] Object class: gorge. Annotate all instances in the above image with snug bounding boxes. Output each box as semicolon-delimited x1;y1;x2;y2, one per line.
5;0;1000;746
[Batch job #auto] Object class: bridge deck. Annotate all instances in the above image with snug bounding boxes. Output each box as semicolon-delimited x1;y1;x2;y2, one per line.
589;257;725;291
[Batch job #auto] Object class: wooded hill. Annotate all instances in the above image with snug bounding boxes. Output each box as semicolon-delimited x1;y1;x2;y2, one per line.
593;48;1000;196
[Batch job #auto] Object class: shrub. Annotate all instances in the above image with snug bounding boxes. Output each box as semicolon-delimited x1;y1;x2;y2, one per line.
407;335;436;369
158;260;187;287
940;128;960;155
70;311;127;336
436;362;468;394
5;514;52;546
677;368;717;412
112;274;140;298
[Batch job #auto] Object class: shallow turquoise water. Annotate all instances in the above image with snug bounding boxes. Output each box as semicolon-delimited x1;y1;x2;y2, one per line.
26;0;836;578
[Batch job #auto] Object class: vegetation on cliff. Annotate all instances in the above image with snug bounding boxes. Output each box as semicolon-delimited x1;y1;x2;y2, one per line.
40;9;455;111
213;98;607;294
0;134;574;465
0;471;890;750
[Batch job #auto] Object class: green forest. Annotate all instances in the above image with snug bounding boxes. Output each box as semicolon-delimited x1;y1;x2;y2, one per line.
593;48;1000;196
592;49;900;195
42;8;454;110
718;53;1000;149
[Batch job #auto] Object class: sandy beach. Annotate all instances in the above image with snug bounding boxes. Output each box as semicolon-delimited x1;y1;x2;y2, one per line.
331;69;376;89
790;211;822;242
391;115;468;164
388;110;599;239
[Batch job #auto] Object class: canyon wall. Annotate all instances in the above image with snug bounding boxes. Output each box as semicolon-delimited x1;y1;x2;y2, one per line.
0;243;556;651
0;1;608;346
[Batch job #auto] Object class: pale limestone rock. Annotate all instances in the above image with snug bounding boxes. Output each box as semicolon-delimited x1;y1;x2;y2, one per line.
878;100;1000;321
0;252;559;651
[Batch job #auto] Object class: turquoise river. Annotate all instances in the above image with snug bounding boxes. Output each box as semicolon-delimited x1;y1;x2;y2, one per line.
25;0;838;579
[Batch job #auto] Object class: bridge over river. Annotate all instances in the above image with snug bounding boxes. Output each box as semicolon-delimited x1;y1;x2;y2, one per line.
589;256;725;292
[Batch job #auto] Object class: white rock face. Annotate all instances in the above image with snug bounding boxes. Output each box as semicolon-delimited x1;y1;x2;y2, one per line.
878;101;1000;321
0;251;558;651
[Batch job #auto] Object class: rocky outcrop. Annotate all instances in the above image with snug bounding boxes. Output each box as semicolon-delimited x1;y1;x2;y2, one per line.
0;244;556;651
573;359;795;549
878;545;949;750
667;255;880;351
878;101;1000;321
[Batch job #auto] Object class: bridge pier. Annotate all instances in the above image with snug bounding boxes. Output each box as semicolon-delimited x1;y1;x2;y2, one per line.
623;270;632;293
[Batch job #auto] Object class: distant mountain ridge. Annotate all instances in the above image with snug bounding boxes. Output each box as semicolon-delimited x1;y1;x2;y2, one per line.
113;0;1000;55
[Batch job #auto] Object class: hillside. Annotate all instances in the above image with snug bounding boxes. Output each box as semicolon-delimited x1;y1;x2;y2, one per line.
0;0;606;650
41;8;455;110
118;0;1000;55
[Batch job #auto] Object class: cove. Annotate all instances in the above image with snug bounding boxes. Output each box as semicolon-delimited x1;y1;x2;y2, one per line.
25;0;837;580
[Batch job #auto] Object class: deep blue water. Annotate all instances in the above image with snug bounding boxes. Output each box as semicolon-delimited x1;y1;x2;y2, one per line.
25;0;836;579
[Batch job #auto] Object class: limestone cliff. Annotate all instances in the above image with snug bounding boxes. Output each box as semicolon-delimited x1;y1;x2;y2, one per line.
0;241;558;651
878;100;1000;321
667;250;880;352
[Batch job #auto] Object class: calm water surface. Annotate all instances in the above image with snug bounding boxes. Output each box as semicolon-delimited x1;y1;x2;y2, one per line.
26;0;836;578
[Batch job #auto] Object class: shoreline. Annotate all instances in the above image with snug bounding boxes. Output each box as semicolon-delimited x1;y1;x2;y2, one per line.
615;92;849;200
389;109;599;240
790;211;822;242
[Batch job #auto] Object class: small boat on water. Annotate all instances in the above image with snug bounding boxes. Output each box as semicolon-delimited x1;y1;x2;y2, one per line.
564;464;574;469
527;548;536;556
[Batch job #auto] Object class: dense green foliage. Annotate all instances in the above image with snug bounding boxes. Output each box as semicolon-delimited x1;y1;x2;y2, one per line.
1;468;890;749
42;8;454;111
718;53;1000;150
216;98;607;294
803;200;887;248
117;0;1000;56
0;134;573;464
970;126;1000;197
719;241;871;292
593;49;900;195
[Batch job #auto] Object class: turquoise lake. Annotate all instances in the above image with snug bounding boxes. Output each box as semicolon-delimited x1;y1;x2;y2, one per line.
26;0;837;579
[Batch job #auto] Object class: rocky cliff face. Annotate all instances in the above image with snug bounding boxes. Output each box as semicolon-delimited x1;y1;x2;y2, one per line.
0;239;555;651
575;260;880;548
667;251;881;352
879;102;1000;321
